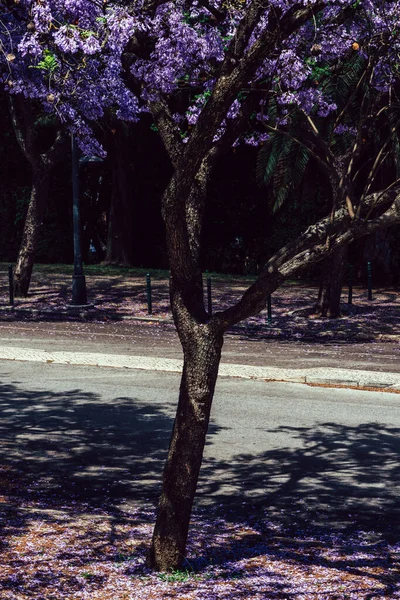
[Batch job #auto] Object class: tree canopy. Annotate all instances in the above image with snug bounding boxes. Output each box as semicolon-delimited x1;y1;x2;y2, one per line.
1;0;399;157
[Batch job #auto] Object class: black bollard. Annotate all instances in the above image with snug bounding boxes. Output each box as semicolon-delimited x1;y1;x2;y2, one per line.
146;273;152;315
348;264;353;305
8;265;14;306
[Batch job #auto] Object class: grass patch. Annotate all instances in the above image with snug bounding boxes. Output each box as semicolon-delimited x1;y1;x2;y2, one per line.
157;569;199;583
81;571;95;580
0;262;311;286
0;262;171;279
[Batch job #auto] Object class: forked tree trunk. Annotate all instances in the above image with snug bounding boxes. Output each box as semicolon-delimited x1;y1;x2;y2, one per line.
315;245;347;318
148;323;224;570
13;168;50;297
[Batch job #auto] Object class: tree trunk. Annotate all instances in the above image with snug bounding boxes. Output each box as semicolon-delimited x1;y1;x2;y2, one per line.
13;168;50;297
105;125;134;265
8;96;66;297
315;244;347;318
148;322;224;571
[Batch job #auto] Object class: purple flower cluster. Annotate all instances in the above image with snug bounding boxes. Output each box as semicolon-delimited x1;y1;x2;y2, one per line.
0;0;399;153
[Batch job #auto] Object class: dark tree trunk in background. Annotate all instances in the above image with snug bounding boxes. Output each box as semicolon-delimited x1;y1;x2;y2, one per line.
316;244;347;318
9;96;66;296
105;125;134;264
14;168;50;296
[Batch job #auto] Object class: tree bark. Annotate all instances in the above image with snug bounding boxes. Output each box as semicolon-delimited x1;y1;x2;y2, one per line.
8;96;66;296
147;151;221;570
148;322;223;571
105;125;134;265
315;244;348;318
13;168;50;297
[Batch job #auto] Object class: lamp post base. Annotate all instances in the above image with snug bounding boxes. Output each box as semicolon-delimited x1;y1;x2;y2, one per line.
71;274;88;306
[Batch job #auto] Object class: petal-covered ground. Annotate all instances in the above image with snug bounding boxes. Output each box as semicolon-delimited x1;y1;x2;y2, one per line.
1;471;399;600
1;267;400;342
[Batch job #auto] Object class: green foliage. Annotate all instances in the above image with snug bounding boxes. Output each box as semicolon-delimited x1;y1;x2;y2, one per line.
79;29;96;40
157;569;198;583
256;130;310;213
256;54;371;214
193;89;212;103
309;61;331;82
80;571;95;580
324;53;366;103
33;50;59;76
115;552;135;563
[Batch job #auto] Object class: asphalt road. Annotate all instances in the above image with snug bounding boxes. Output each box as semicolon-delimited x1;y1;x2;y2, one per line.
1;360;399;536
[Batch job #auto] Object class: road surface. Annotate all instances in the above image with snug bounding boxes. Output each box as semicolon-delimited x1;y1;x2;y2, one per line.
1;360;398;535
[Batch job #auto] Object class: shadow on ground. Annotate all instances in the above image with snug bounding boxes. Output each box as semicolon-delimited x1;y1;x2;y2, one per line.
0;380;398;597
200;421;400;532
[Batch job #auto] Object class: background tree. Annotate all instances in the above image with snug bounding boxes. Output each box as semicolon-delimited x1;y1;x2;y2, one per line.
8;97;66;296
257;52;400;316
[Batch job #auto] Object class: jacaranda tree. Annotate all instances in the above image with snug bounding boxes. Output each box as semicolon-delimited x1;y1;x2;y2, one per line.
1;0;400;571
257;51;400;317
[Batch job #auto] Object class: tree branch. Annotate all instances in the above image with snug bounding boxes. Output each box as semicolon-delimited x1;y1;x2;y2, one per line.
42;129;68;167
8;95;36;164
168;1;328;218
212;186;400;329
149;99;183;168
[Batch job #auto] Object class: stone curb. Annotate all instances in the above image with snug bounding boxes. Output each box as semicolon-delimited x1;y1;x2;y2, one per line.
1;346;400;391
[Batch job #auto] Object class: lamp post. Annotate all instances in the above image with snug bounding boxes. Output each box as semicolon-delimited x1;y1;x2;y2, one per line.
70;133;88;306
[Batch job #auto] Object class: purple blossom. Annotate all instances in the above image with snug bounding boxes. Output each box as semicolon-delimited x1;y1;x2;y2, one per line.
1;0;399;154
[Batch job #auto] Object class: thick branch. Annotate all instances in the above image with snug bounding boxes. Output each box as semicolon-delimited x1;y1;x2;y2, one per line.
42;129;67;167
169;1;327;210
163;91;261;318
212;186;400;329
279;201;400;280
149;99;183;168
9;95;66;168
8;95;37;164
269;188;400;273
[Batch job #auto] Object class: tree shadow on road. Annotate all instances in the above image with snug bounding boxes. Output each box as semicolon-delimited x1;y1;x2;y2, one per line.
0;380;178;505
0;377;175;595
200;421;400;529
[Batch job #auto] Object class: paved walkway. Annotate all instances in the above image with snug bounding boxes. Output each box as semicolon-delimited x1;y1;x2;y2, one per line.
1;343;400;392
